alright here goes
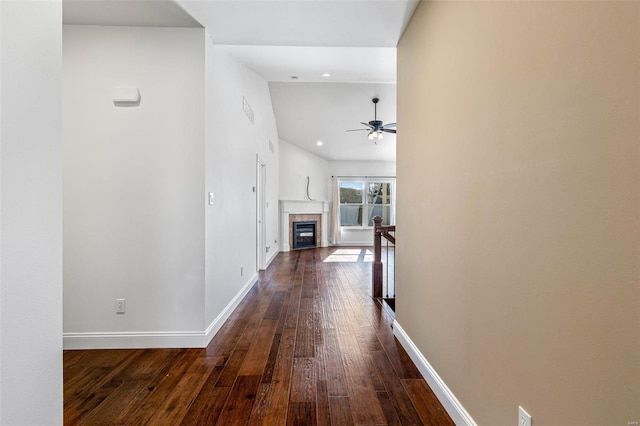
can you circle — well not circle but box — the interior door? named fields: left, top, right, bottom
left=256, top=156, right=266, bottom=271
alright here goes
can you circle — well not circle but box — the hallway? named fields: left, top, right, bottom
left=64, top=247, right=453, bottom=425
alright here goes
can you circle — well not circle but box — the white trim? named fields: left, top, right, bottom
left=202, top=272, right=257, bottom=346
left=279, top=200, right=330, bottom=253
left=331, top=241, right=373, bottom=247
left=393, top=321, right=477, bottom=426
left=63, top=274, right=258, bottom=350
left=265, top=243, right=279, bottom=268
left=63, top=330, right=209, bottom=350
left=337, top=177, right=396, bottom=228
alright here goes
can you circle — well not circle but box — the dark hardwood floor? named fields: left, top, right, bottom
left=64, top=247, right=453, bottom=425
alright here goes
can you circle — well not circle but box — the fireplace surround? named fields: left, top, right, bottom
left=279, top=200, right=330, bottom=252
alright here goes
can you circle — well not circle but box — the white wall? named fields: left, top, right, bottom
left=1, top=1, right=63, bottom=423
left=204, top=41, right=280, bottom=328
left=328, top=160, right=396, bottom=178
left=279, top=139, right=329, bottom=201
left=63, top=26, right=206, bottom=347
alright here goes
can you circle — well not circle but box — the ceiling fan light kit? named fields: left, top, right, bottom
left=346, top=97, right=396, bottom=143
left=368, top=130, right=382, bottom=140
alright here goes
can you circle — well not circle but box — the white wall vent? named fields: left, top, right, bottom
left=242, top=96, right=254, bottom=125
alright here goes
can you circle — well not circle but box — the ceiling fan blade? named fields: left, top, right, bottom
left=383, top=122, right=396, bottom=128
left=346, top=129, right=369, bottom=132
left=360, top=121, right=374, bottom=129
left=381, top=128, right=396, bottom=134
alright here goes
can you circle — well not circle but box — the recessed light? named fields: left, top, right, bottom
left=290, top=75, right=299, bottom=80
left=321, top=73, right=331, bottom=78
left=316, top=141, right=323, bottom=146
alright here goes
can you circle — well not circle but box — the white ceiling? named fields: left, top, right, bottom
left=270, top=82, right=396, bottom=161
left=64, top=0, right=418, bottom=161
left=178, top=0, right=417, bottom=48
left=64, top=0, right=202, bottom=27
left=219, top=46, right=397, bottom=84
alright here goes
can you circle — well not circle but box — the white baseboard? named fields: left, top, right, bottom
left=202, top=272, right=257, bottom=347
left=63, top=330, right=210, bottom=350
left=393, top=321, right=477, bottom=426
left=63, top=273, right=258, bottom=350
left=331, top=241, right=373, bottom=246
left=265, top=245, right=279, bottom=268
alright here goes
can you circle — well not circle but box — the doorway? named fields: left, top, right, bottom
left=256, top=156, right=266, bottom=271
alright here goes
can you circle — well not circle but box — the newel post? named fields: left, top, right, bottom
left=372, top=216, right=383, bottom=298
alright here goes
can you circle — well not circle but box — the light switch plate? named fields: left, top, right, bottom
left=518, top=406, right=531, bottom=426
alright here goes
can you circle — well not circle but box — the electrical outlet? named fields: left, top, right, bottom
left=208, top=192, right=214, bottom=205
left=518, top=406, right=531, bottom=426
left=116, top=298, right=126, bottom=314
left=240, top=267, right=244, bottom=276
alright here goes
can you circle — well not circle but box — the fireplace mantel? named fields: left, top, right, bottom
left=280, top=200, right=330, bottom=252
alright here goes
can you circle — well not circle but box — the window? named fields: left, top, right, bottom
left=339, top=178, right=395, bottom=227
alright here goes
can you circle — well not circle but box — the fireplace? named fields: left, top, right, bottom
left=280, top=201, right=329, bottom=252
left=292, top=221, right=317, bottom=250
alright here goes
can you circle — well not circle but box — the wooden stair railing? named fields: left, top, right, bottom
left=373, top=215, right=395, bottom=298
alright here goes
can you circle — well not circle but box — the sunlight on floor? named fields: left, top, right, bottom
left=363, top=250, right=374, bottom=262
left=323, top=249, right=374, bottom=263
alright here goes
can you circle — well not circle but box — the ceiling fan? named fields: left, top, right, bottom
left=346, top=97, right=396, bottom=142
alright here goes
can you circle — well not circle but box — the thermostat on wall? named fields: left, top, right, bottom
left=112, top=87, right=140, bottom=106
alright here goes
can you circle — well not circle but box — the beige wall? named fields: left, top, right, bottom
left=396, top=2, right=640, bottom=425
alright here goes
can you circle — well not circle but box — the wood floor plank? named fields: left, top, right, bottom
left=294, top=297, right=315, bottom=358
left=216, top=349, right=248, bottom=388
left=263, top=290, right=288, bottom=320
left=247, top=325, right=296, bottom=424
left=290, top=357, right=316, bottom=402
left=287, top=402, right=317, bottom=426
left=247, top=383, right=276, bottom=425
left=377, top=390, right=403, bottom=426
left=247, top=357, right=291, bottom=424
left=357, top=325, right=384, bottom=353
left=402, top=378, right=455, bottom=426
left=176, top=358, right=227, bottom=425
left=328, top=396, right=354, bottom=426
left=238, top=318, right=278, bottom=375
left=217, top=375, right=262, bottom=426
left=146, top=356, right=221, bottom=425
left=115, top=350, right=202, bottom=426
left=318, top=329, right=348, bottom=397
left=64, top=349, right=138, bottom=403
left=181, top=386, right=230, bottom=426
left=316, top=380, right=331, bottom=426
left=261, top=332, right=282, bottom=384
left=371, top=350, right=424, bottom=425
left=64, top=350, right=150, bottom=425
left=341, top=353, right=387, bottom=425
left=75, top=380, right=147, bottom=426
left=64, top=248, right=453, bottom=426
left=205, top=315, right=250, bottom=358
left=75, top=349, right=187, bottom=424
